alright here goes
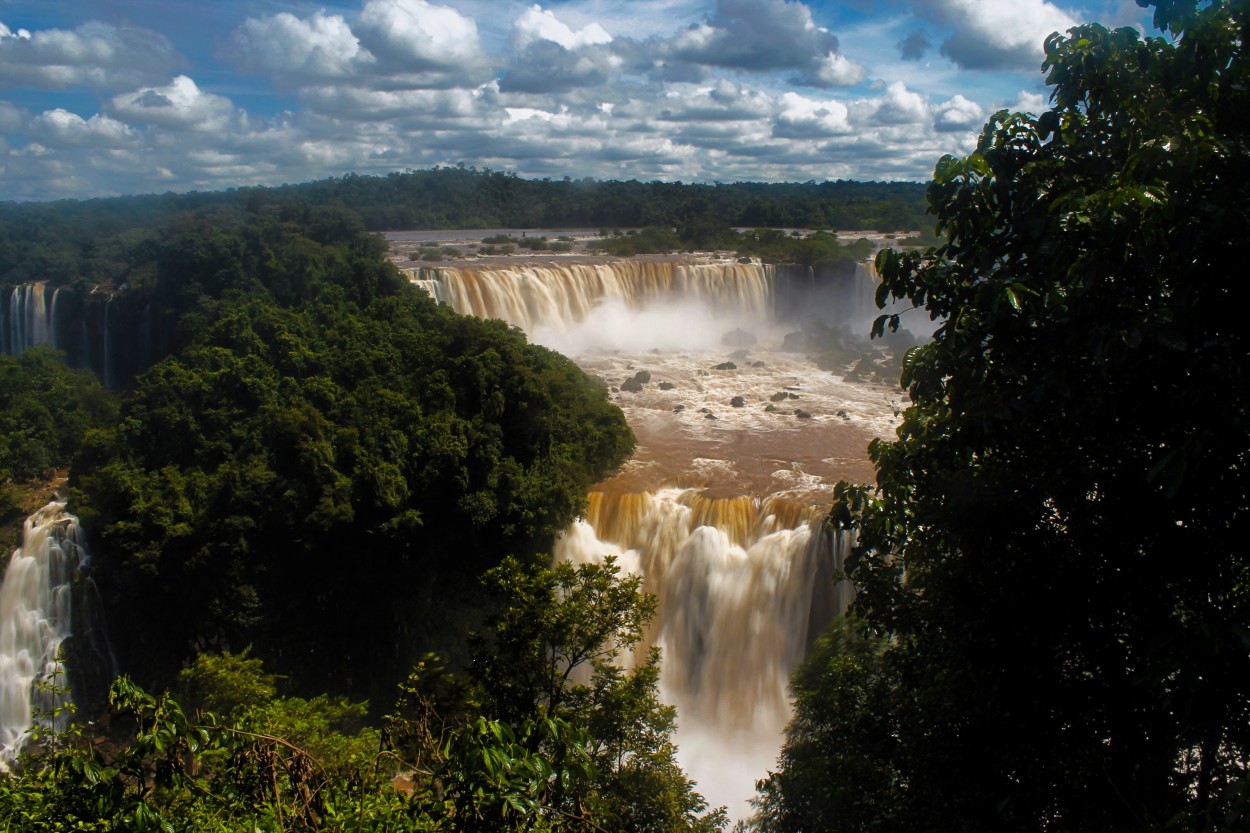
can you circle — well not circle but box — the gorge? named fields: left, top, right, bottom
left=0, top=245, right=904, bottom=813
left=407, top=252, right=901, bottom=813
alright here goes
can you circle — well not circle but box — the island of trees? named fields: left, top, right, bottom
left=1, top=0, right=1247, bottom=829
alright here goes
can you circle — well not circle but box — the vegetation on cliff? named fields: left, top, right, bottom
left=759, top=2, right=1250, bottom=830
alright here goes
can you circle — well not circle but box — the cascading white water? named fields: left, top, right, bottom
left=411, top=254, right=895, bottom=817
left=5, top=283, right=52, bottom=357
left=409, top=259, right=775, bottom=334
left=0, top=501, right=88, bottom=766
left=556, top=489, right=854, bottom=815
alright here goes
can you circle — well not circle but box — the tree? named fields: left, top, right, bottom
left=752, top=618, right=902, bottom=833
left=761, top=3, right=1250, bottom=831
left=388, top=556, right=726, bottom=832
left=72, top=284, right=633, bottom=695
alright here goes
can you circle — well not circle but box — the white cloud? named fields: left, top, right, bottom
left=2, top=0, right=1051, bottom=199
left=300, top=85, right=488, bottom=123
left=354, top=0, right=484, bottom=72
left=809, top=53, right=868, bottom=86
left=0, top=19, right=181, bottom=90
left=773, top=91, right=853, bottom=138
left=643, top=81, right=773, bottom=123
left=913, top=0, right=1078, bottom=70
left=225, top=11, right=366, bottom=81
left=514, top=5, right=612, bottom=50
left=664, top=0, right=863, bottom=87
left=30, top=109, right=136, bottom=147
left=933, top=93, right=984, bottom=132
left=500, top=40, right=613, bottom=93
left=870, top=81, right=930, bottom=125
left=225, top=1, right=489, bottom=90
left=110, top=76, right=240, bottom=132
left=1008, top=90, right=1048, bottom=114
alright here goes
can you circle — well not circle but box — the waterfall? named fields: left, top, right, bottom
left=410, top=259, right=775, bottom=335
left=0, top=501, right=90, bottom=766
left=555, top=489, right=854, bottom=815
left=4, top=284, right=52, bottom=357
left=49, top=288, right=62, bottom=350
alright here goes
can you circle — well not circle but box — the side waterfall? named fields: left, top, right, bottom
left=0, top=502, right=90, bottom=766
left=4, top=284, right=53, bottom=356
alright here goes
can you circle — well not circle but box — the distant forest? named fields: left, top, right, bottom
left=0, top=168, right=928, bottom=284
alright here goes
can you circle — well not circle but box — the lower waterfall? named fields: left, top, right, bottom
left=557, top=490, right=854, bottom=811
left=0, top=501, right=90, bottom=767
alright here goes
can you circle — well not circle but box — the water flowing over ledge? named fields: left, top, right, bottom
left=0, top=502, right=86, bottom=766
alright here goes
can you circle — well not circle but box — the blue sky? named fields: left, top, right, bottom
left=0, top=0, right=1153, bottom=201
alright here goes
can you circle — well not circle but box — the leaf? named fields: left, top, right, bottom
left=1005, top=286, right=1022, bottom=310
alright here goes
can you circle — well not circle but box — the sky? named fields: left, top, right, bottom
left=0, top=0, right=1154, bottom=202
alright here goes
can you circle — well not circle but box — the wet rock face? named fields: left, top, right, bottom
left=659, top=381, right=676, bottom=391
left=781, top=331, right=807, bottom=352
left=795, top=409, right=813, bottom=419
left=731, top=396, right=746, bottom=408
left=621, top=377, right=643, bottom=392
left=714, top=361, right=737, bottom=371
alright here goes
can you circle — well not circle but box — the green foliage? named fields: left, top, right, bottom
left=753, top=618, right=903, bottom=833
left=765, top=4, right=1250, bottom=832
left=0, top=674, right=400, bottom=833
left=387, top=556, right=725, bottom=832
left=72, top=286, right=633, bottom=691
left=588, top=226, right=683, bottom=256
left=177, top=649, right=277, bottom=716
left=0, top=346, right=116, bottom=485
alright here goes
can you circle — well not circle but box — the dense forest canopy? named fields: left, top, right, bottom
left=1, top=174, right=673, bottom=828
left=757, top=1, right=1250, bottom=831
left=0, top=173, right=926, bottom=285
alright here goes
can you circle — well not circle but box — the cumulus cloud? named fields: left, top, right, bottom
left=772, top=91, right=853, bottom=138
left=808, top=52, right=867, bottom=86
left=933, top=93, right=983, bottom=132
left=913, top=0, right=1078, bottom=70
left=354, top=0, right=484, bottom=73
left=30, top=109, right=136, bottom=147
left=110, top=76, right=240, bottom=132
left=225, top=0, right=489, bottom=91
left=666, top=0, right=864, bottom=87
left=646, top=80, right=773, bottom=123
left=225, top=10, right=366, bottom=81
left=500, top=40, right=613, bottom=94
left=2, top=0, right=1034, bottom=199
left=870, top=81, right=930, bottom=125
left=299, top=85, right=488, bottom=123
left=513, top=5, right=612, bottom=51
left=0, top=20, right=181, bottom=90
left=1009, top=90, right=1048, bottom=114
